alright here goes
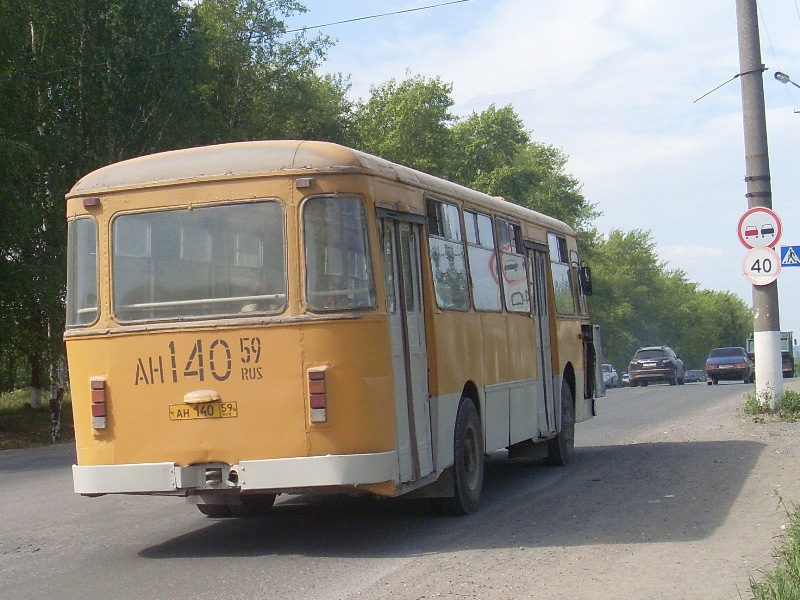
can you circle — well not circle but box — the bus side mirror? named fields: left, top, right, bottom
left=580, top=264, right=593, bottom=296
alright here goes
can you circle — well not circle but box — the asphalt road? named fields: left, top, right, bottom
left=1, top=381, right=795, bottom=600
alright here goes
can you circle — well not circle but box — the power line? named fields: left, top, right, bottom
left=756, top=0, right=799, bottom=106
left=285, top=0, right=476, bottom=33
left=3, top=0, right=479, bottom=83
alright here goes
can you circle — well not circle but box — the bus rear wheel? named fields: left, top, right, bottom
left=196, top=493, right=277, bottom=518
left=432, top=397, right=484, bottom=515
left=546, top=381, right=575, bottom=466
left=196, top=503, right=233, bottom=518
left=229, top=494, right=277, bottom=517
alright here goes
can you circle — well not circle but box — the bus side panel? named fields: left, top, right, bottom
left=478, top=312, right=509, bottom=451
left=505, top=314, right=540, bottom=445
left=426, top=309, right=541, bottom=457
left=554, top=318, right=593, bottom=423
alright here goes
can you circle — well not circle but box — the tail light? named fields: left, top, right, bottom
left=90, top=377, right=108, bottom=429
left=308, top=367, right=328, bottom=423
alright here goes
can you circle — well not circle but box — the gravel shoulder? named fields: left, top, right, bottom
left=346, top=382, right=800, bottom=600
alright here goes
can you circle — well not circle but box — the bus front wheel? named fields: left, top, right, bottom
left=546, top=381, right=575, bottom=466
left=432, top=397, right=484, bottom=515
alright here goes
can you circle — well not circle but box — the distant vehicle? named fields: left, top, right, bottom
left=746, top=332, right=795, bottom=378
left=628, top=345, right=685, bottom=387
left=621, top=372, right=630, bottom=386
left=684, top=369, right=705, bottom=383
left=705, top=347, right=754, bottom=385
left=602, top=364, right=619, bottom=388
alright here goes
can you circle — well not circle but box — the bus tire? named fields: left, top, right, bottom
left=229, top=493, right=277, bottom=517
left=546, top=381, right=575, bottom=467
left=432, top=397, right=484, bottom=515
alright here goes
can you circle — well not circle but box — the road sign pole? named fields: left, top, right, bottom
left=736, top=0, right=783, bottom=406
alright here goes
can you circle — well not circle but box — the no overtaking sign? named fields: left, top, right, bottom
left=738, top=207, right=782, bottom=249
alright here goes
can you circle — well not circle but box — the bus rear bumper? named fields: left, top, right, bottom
left=73, top=451, right=398, bottom=496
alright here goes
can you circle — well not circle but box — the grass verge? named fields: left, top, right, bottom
left=0, top=389, right=74, bottom=450
left=743, top=389, right=800, bottom=423
left=750, top=499, right=800, bottom=599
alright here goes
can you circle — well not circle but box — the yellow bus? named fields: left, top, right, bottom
left=65, top=140, right=602, bottom=516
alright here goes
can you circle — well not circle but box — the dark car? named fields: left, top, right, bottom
left=705, top=346, right=754, bottom=384
left=628, top=345, right=685, bottom=387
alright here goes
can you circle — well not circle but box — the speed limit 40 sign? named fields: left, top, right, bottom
left=743, top=247, right=781, bottom=285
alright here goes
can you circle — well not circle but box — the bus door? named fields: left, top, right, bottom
left=381, top=217, right=434, bottom=483
left=528, top=246, right=558, bottom=438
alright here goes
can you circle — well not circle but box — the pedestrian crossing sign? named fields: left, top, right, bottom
left=780, top=245, right=800, bottom=267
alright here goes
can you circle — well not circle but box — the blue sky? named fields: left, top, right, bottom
left=287, top=0, right=800, bottom=340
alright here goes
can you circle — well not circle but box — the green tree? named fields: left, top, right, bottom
left=0, top=139, right=40, bottom=393
left=445, top=104, right=597, bottom=233
left=189, top=0, right=342, bottom=143
left=584, top=229, right=666, bottom=368
left=354, top=74, right=455, bottom=174
left=475, top=142, right=598, bottom=233
left=447, top=104, right=529, bottom=186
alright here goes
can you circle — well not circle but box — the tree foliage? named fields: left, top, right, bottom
left=354, top=74, right=456, bottom=175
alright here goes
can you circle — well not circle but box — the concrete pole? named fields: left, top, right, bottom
left=735, top=0, right=783, bottom=407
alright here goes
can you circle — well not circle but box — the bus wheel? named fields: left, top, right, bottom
left=196, top=503, right=233, bottom=518
left=229, top=494, right=277, bottom=517
left=546, top=381, right=575, bottom=466
left=432, top=397, right=484, bottom=515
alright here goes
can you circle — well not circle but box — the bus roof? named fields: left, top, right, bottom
left=67, top=140, right=573, bottom=235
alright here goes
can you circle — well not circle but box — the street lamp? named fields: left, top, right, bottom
left=774, top=71, right=800, bottom=89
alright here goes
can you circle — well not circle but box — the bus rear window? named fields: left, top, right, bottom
left=66, top=218, right=98, bottom=327
left=112, top=200, right=286, bottom=322
left=303, top=196, right=376, bottom=311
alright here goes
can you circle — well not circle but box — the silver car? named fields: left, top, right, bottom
left=602, top=363, right=619, bottom=388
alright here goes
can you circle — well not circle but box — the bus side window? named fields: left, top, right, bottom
left=570, top=250, right=589, bottom=313
left=463, top=210, right=501, bottom=311
left=426, top=198, right=469, bottom=311
left=496, top=218, right=530, bottom=313
left=304, top=196, right=376, bottom=312
left=548, top=232, right=577, bottom=315
left=66, top=217, right=99, bottom=327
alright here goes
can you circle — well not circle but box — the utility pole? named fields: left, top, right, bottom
left=735, top=0, right=783, bottom=407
